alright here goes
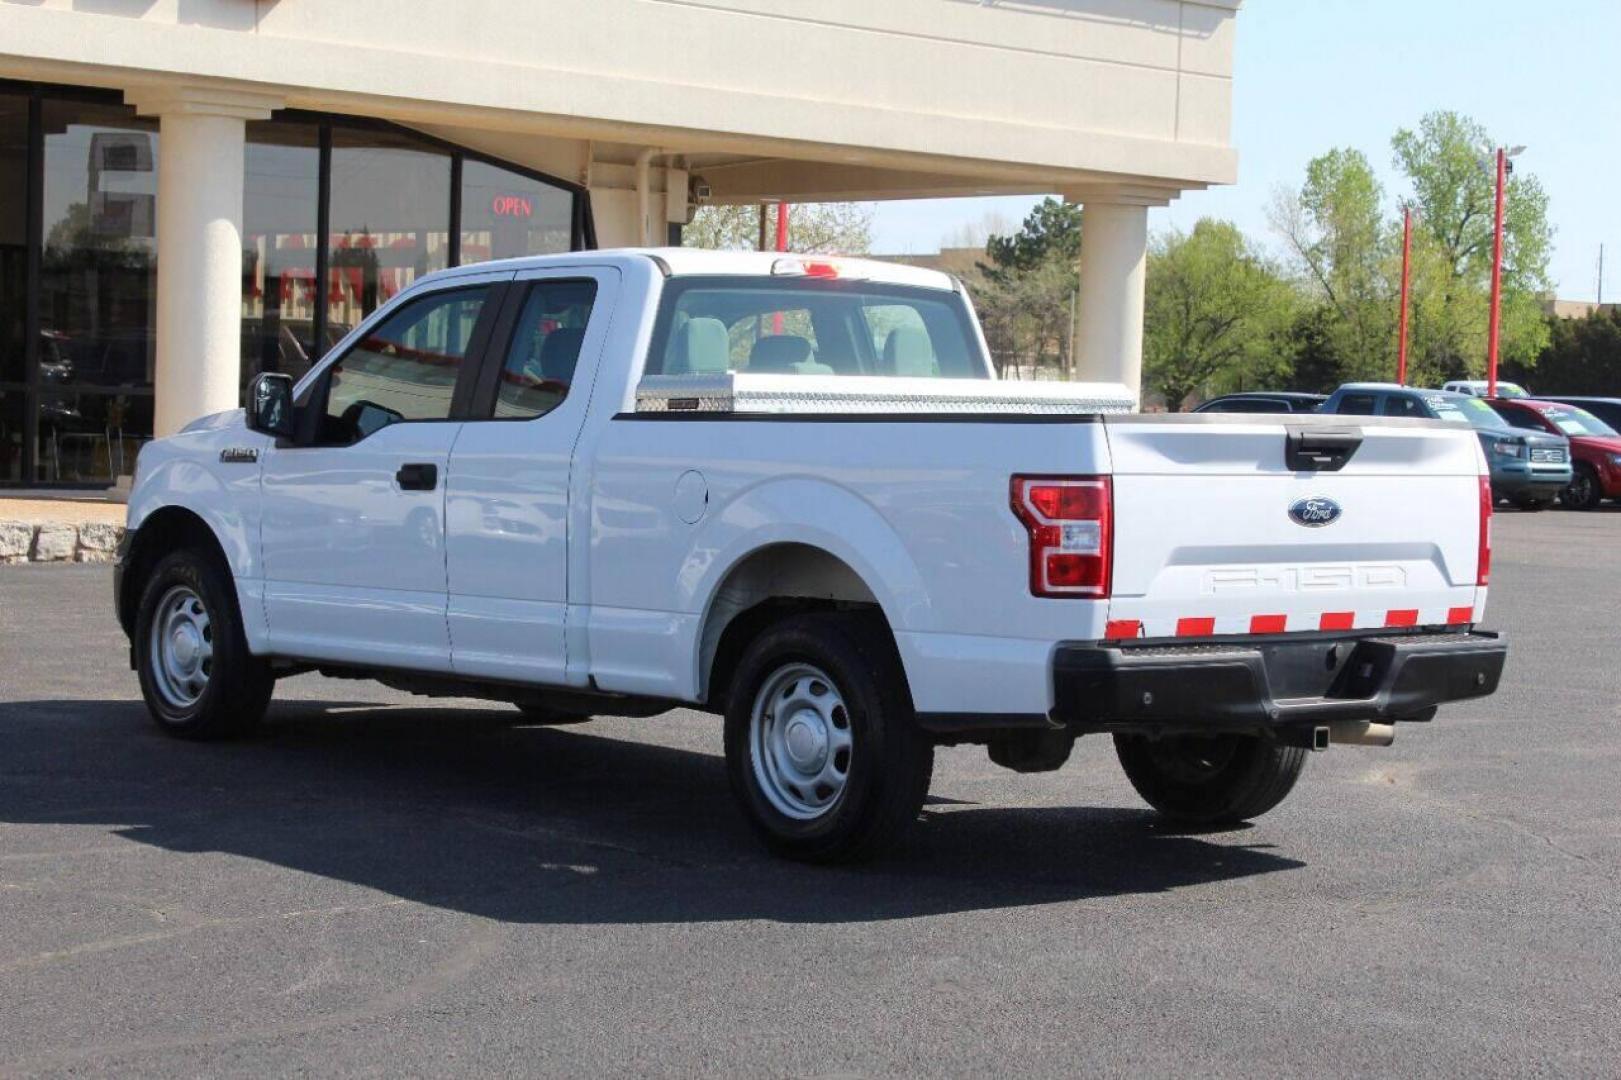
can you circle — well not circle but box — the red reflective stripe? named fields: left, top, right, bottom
left=1104, top=619, right=1142, bottom=639
left=1176, top=617, right=1216, bottom=637
left=1319, top=611, right=1355, bottom=631
left=1249, top=614, right=1287, bottom=634
left=1385, top=609, right=1420, bottom=627
left=1447, top=605, right=1475, bottom=625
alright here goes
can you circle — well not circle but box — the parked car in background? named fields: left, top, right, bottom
left=1487, top=398, right=1621, bottom=510
left=1543, top=396, right=1621, bottom=433
left=1322, top=384, right=1572, bottom=509
left=1192, top=391, right=1325, bottom=414
left=1444, top=379, right=1530, bottom=399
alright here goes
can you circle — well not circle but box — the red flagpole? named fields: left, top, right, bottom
left=1486, top=148, right=1506, bottom=397
left=1396, top=206, right=1413, bottom=386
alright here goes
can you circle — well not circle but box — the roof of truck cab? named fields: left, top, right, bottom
left=424, top=247, right=958, bottom=292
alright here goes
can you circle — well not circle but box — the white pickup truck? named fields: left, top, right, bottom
left=117, top=249, right=1506, bottom=861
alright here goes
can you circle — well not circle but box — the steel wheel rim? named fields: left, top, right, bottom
left=749, top=662, right=854, bottom=821
left=149, top=585, right=213, bottom=710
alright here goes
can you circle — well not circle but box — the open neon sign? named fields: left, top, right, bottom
left=491, top=195, right=533, bottom=218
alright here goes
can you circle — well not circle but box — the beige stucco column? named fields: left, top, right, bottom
left=1072, top=198, right=1152, bottom=405
left=126, top=86, right=281, bottom=437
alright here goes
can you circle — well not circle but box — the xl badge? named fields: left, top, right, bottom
left=1288, top=496, right=1341, bottom=528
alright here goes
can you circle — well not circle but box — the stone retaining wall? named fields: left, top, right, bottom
left=0, top=521, right=125, bottom=564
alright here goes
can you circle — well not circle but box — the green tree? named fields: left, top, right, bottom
left=1392, top=110, right=1553, bottom=382
left=973, top=197, right=1082, bottom=377
left=1270, top=148, right=1394, bottom=381
left=1143, top=219, right=1298, bottom=410
left=682, top=202, right=874, bottom=254
left=1505, top=308, right=1621, bottom=394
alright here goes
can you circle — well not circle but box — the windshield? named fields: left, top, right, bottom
left=1453, top=396, right=1511, bottom=430
left=647, top=277, right=988, bottom=379
left=1539, top=405, right=1618, bottom=438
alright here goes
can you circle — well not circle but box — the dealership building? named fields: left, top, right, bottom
left=0, top=0, right=1239, bottom=487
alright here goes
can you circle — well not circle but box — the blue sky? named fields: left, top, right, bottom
left=870, top=0, right=1621, bottom=300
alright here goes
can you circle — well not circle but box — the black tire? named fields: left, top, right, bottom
left=134, top=548, right=273, bottom=740
left=1114, top=733, right=1306, bottom=826
left=1561, top=464, right=1603, bottom=511
left=723, top=612, right=933, bottom=863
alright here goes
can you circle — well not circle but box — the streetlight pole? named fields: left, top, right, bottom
left=1480, top=144, right=1524, bottom=398
left=1397, top=205, right=1414, bottom=386
left=1485, top=148, right=1507, bottom=398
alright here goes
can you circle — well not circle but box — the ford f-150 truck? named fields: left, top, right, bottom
left=116, top=249, right=1507, bottom=861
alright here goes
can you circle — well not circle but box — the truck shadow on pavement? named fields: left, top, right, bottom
left=0, top=698, right=1306, bottom=924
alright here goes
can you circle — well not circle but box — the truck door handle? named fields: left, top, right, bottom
left=396, top=462, right=438, bottom=491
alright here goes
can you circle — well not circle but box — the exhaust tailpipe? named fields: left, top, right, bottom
left=1329, top=720, right=1395, bottom=747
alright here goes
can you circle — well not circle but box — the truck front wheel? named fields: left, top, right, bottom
left=134, top=548, right=274, bottom=740
left=1114, top=732, right=1306, bottom=826
left=723, top=613, right=933, bottom=862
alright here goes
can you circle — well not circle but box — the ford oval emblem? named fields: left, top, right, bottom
left=1289, top=496, right=1342, bottom=528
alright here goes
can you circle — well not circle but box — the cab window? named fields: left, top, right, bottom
left=1335, top=393, right=1378, bottom=416
left=323, top=286, right=490, bottom=441
left=648, top=278, right=984, bottom=379
left=492, top=280, right=598, bottom=419
left=1382, top=395, right=1425, bottom=417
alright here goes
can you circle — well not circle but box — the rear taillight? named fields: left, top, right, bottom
left=1011, top=475, right=1112, bottom=598
left=1477, top=474, right=1492, bottom=586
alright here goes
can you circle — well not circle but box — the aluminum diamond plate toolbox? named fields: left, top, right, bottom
left=634, top=374, right=1138, bottom=415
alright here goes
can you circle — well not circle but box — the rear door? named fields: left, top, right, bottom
left=443, top=266, right=620, bottom=685
left=1103, top=416, right=1485, bottom=639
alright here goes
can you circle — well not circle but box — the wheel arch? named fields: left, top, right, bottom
left=698, top=542, right=901, bottom=713
left=118, top=505, right=236, bottom=637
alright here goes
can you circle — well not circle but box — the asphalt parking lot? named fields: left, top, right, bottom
left=2, top=507, right=1618, bottom=1077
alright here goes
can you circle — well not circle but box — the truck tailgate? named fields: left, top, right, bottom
left=1102, top=416, right=1485, bottom=638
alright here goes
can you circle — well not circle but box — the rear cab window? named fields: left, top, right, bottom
left=645, top=277, right=988, bottom=379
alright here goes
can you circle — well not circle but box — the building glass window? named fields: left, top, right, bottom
left=0, top=93, right=26, bottom=481
left=460, top=158, right=574, bottom=264
left=39, top=98, right=158, bottom=483
left=326, top=126, right=451, bottom=343
left=2, top=82, right=588, bottom=487
left=242, top=120, right=321, bottom=387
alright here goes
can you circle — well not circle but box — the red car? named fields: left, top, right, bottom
left=1489, top=398, right=1621, bottom=510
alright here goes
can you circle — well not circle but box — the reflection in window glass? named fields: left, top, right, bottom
left=327, top=128, right=450, bottom=342
left=495, top=280, right=597, bottom=419
left=39, top=100, right=159, bottom=483
left=242, top=121, right=321, bottom=387
left=0, top=388, right=23, bottom=484
left=1, top=93, right=25, bottom=389
left=459, top=158, right=573, bottom=265
left=324, top=286, right=488, bottom=437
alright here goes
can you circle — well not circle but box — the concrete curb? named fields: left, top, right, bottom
left=0, top=520, right=126, bottom=564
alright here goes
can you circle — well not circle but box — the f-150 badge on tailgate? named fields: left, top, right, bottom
left=1288, top=496, right=1341, bottom=527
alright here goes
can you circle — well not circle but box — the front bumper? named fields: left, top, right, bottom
left=1052, top=629, right=1506, bottom=734
left=1489, top=459, right=1570, bottom=498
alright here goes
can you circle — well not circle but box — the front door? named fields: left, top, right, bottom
left=444, top=267, right=618, bottom=685
left=259, top=276, right=508, bottom=671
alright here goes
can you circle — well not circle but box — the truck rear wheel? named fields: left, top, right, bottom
left=723, top=612, right=933, bottom=862
left=134, top=548, right=274, bottom=740
left=1114, top=732, right=1305, bottom=826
